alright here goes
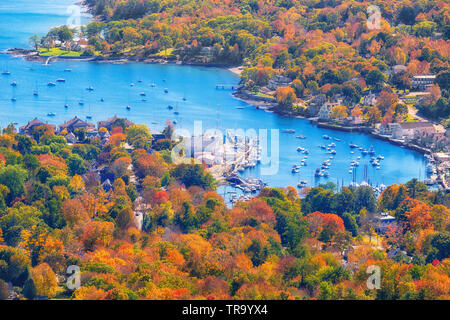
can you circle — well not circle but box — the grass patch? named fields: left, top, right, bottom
left=38, top=48, right=83, bottom=57
left=155, top=48, right=174, bottom=56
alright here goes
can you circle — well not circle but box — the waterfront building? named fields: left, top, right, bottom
left=399, top=122, right=437, bottom=139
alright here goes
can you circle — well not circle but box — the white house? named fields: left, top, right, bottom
left=411, top=75, right=436, bottom=90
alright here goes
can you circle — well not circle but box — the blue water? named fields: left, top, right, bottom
left=0, top=0, right=427, bottom=193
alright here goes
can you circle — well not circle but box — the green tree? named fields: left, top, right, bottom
left=23, top=278, right=37, bottom=300
left=0, top=165, right=28, bottom=203
left=0, top=279, right=8, bottom=300
left=29, top=35, right=40, bottom=50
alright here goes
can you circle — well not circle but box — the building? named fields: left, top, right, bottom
left=391, top=65, right=407, bottom=74
left=363, top=92, right=378, bottom=106
left=97, top=115, right=134, bottom=131
left=378, top=123, right=403, bottom=137
left=19, top=118, right=56, bottom=135
left=411, top=75, right=436, bottom=90
left=59, top=116, right=95, bottom=133
left=267, top=75, right=292, bottom=91
left=307, top=94, right=327, bottom=116
left=399, top=122, right=436, bottom=139
left=317, top=98, right=344, bottom=121
left=64, top=132, right=77, bottom=144
left=374, top=213, right=396, bottom=234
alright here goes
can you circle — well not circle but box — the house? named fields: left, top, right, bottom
left=411, top=75, right=436, bottom=90
left=267, top=75, right=292, bottom=90
left=59, top=116, right=95, bottom=133
left=86, top=130, right=100, bottom=139
left=199, top=46, right=212, bottom=57
left=378, top=123, right=402, bottom=137
left=374, top=212, right=396, bottom=234
left=19, top=118, right=56, bottom=135
left=307, top=95, right=327, bottom=116
left=391, top=65, right=407, bottom=74
left=318, top=105, right=331, bottom=120
left=65, top=132, right=77, bottom=144
left=317, top=98, right=344, bottom=121
left=67, top=38, right=89, bottom=51
left=97, top=115, right=134, bottom=131
left=399, top=122, right=436, bottom=139
left=363, top=92, right=378, bottom=106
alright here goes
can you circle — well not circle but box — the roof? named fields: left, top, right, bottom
left=97, top=115, right=134, bottom=129
left=412, top=75, right=436, bottom=79
left=59, top=116, right=94, bottom=130
left=19, top=118, right=55, bottom=131
left=400, top=122, right=435, bottom=129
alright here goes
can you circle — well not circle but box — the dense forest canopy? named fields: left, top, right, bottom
left=39, top=0, right=447, bottom=122
left=0, top=119, right=449, bottom=300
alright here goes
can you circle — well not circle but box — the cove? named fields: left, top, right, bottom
left=0, top=0, right=426, bottom=196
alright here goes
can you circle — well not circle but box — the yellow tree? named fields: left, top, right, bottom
left=70, top=174, right=85, bottom=193
left=330, top=105, right=348, bottom=120
left=31, top=263, right=59, bottom=298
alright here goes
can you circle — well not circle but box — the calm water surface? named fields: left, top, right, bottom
left=0, top=0, right=427, bottom=195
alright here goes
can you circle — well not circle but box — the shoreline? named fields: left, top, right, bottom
left=4, top=48, right=435, bottom=158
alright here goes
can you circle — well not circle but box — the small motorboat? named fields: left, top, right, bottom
left=2, top=71, right=11, bottom=75
left=47, top=112, right=56, bottom=117
left=56, top=78, right=65, bottom=83
left=11, top=97, right=16, bottom=102
left=323, top=135, right=330, bottom=140
left=86, top=115, right=92, bottom=119
left=140, top=92, right=146, bottom=96
left=33, top=91, right=38, bottom=96
left=64, top=103, right=69, bottom=108
left=296, top=135, right=306, bottom=139
left=11, top=81, right=17, bottom=87
left=164, top=88, right=169, bottom=93
left=167, top=105, right=173, bottom=109
left=126, top=105, right=131, bottom=110
left=47, top=82, right=56, bottom=87
left=79, top=101, right=84, bottom=106
left=64, top=69, right=72, bottom=72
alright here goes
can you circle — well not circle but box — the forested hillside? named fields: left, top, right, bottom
left=0, top=120, right=449, bottom=300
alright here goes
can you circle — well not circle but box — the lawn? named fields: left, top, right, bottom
left=155, top=48, right=174, bottom=56
left=38, top=48, right=83, bottom=57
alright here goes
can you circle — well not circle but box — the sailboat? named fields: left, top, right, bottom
left=86, top=103, right=92, bottom=119
left=33, top=81, right=39, bottom=96
left=64, top=97, right=69, bottom=109
left=173, top=103, right=179, bottom=115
